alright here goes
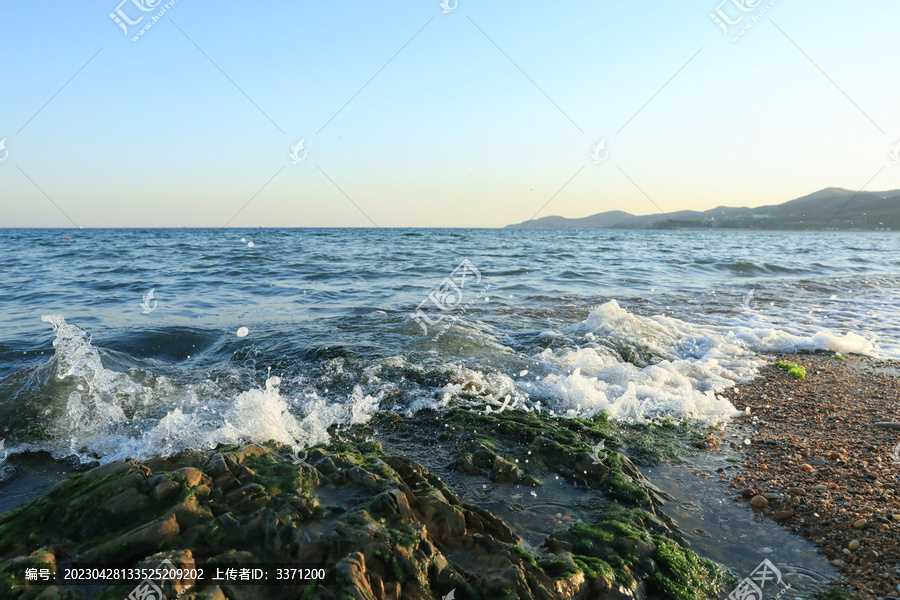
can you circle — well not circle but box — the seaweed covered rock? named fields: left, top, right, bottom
left=1, top=409, right=726, bottom=599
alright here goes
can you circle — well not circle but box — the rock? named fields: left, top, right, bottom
left=100, top=487, right=151, bottom=516
left=81, top=513, right=180, bottom=562
left=800, top=463, right=814, bottom=472
left=853, top=519, right=867, bottom=529
left=810, top=458, right=826, bottom=466
left=489, top=456, right=523, bottom=484
left=345, top=466, right=379, bottom=487
left=0, top=418, right=731, bottom=600
left=623, top=537, right=656, bottom=557
left=762, top=493, right=779, bottom=501
left=873, top=422, right=900, bottom=430
left=369, top=488, right=414, bottom=521
left=773, top=509, right=794, bottom=520
left=414, top=489, right=466, bottom=545
left=151, top=478, right=181, bottom=502
left=462, top=504, right=516, bottom=543
left=566, top=475, right=589, bottom=490
left=848, top=539, right=860, bottom=551
left=786, top=487, right=806, bottom=496
left=741, top=488, right=757, bottom=497
left=335, top=552, right=376, bottom=600
left=171, top=467, right=205, bottom=488
left=235, top=444, right=268, bottom=460
left=83, top=459, right=142, bottom=482
left=750, top=495, right=769, bottom=508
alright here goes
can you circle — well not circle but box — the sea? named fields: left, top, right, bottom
left=0, top=228, right=897, bottom=491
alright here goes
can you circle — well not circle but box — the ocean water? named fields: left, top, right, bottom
left=0, top=228, right=898, bottom=472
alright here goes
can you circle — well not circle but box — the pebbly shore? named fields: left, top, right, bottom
left=722, top=351, right=900, bottom=599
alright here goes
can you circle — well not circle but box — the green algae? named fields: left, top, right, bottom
left=0, top=412, right=730, bottom=600
left=0, top=467, right=181, bottom=555
left=243, top=453, right=310, bottom=496
left=554, top=504, right=724, bottom=599
left=776, top=361, right=807, bottom=379
left=508, top=545, right=537, bottom=569
left=648, top=536, right=725, bottom=600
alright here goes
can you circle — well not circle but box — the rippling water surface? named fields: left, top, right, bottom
left=1, top=228, right=898, bottom=470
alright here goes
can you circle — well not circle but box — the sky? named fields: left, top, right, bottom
left=1, top=1, right=899, bottom=228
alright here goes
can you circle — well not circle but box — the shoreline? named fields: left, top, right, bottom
left=721, top=351, right=900, bottom=599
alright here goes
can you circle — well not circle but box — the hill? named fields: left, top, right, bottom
left=505, top=188, right=900, bottom=230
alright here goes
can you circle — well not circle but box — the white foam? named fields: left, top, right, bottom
left=38, top=316, right=384, bottom=464
left=32, top=301, right=884, bottom=463
left=529, top=300, right=877, bottom=425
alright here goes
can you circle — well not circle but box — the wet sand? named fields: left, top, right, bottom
left=720, top=351, right=900, bottom=599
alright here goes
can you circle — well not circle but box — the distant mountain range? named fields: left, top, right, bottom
left=505, top=188, right=900, bottom=231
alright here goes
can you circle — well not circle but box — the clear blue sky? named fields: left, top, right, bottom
left=1, top=1, right=899, bottom=227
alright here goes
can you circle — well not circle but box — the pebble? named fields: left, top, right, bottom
left=787, top=486, right=807, bottom=496
left=854, top=519, right=867, bottom=529
left=849, top=539, right=861, bottom=551
left=751, top=495, right=769, bottom=508
left=774, top=509, right=794, bottom=520
left=800, top=463, right=814, bottom=472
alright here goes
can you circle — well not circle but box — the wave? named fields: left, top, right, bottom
left=0, top=303, right=880, bottom=466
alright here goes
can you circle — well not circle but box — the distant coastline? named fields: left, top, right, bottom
left=506, top=187, right=900, bottom=231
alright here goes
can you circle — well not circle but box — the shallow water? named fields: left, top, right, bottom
left=647, top=460, right=836, bottom=597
